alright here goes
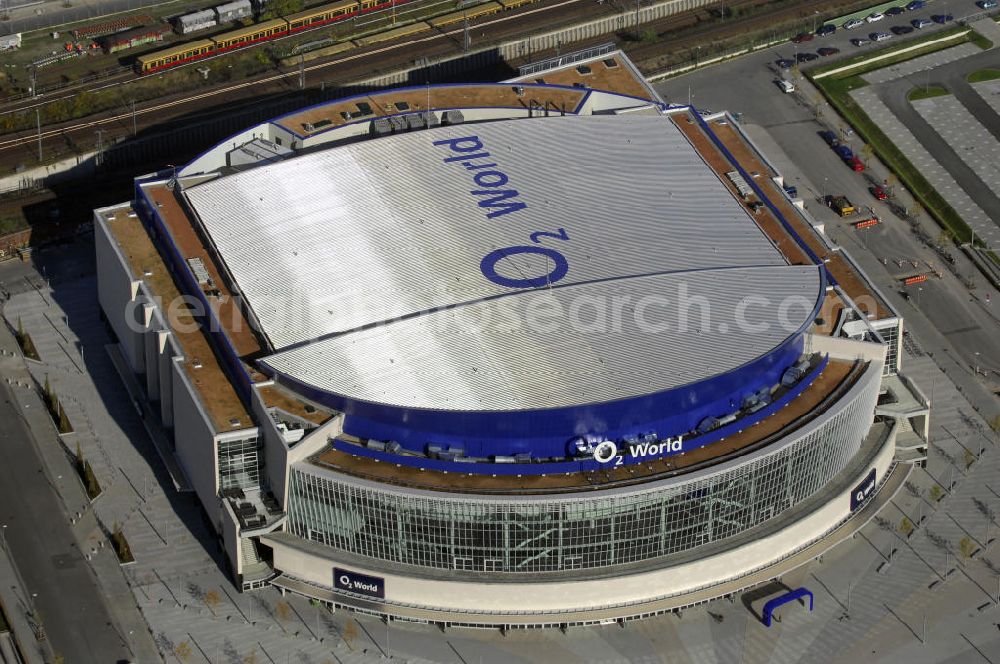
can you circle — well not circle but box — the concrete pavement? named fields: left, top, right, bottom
left=0, top=544, right=47, bottom=664
left=0, top=323, right=131, bottom=662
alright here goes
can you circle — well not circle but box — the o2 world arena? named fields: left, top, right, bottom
left=95, top=50, right=930, bottom=627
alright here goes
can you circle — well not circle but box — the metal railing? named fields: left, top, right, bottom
left=518, top=42, right=616, bottom=76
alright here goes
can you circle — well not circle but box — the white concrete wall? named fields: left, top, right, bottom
left=222, top=500, right=243, bottom=578
left=269, top=365, right=888, bottom=617
left=157, top=332, right=179, bottom=429
left=251, top=383, right=345, bottom=507
left=170, top=361, right=222, bottom=529
left=268, top=423, right=896, bottom=616
left=806, top=333, right=887, bottom=365
left=181, top=126, right=278, bottom=176
left=94, top=211, right=145, bottom=374
left=142, top=325, right=160, bottom=401
left=250, top=386, right=289, bottom=505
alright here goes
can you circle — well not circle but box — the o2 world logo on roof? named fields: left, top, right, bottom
left=434, top=135, right=572, bottom=290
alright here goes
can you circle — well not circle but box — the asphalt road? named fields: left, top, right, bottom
left=652, top=24, right=1000, bottom=383
left=0, top=379, right=129, bottom=663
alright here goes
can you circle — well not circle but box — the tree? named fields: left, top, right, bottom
left=929, top=485, right=944, bottom=502
left=958, top=536, right=976, bottom=558
left=275, top=600, right=291, bottom=622
left=83, top=460, right=100, bottom=499
left=262, top=0, right=302, bottom=19
left=112, top=524, right=133, bottom=563
left=342, top=619, right=358, bottom=648
left=204, top=589, right=221, bottom=616
left=964, top=449, right=976, bottom=469
left=57, top=402, right=71, bottom=433
left=174, top=641, right=192, bottom=661
left=899, top=517, right=914, bottom=537
left=973, top=497, right=996, bottom=524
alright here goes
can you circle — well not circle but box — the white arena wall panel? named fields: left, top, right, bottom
left=95, top=211, right=145, bottom=374
left=265, top=364, right=890, bottom=620
left=281, top=361, right=882, bottom=576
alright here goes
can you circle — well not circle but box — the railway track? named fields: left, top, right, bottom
left=0, top=0, right=880, bottom=163
left=0, top=0, right=597, bottom=155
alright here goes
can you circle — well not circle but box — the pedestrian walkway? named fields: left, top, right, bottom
left=969, top=15, right=1000, bottom=47
left=850, top=86, right=999, bottom=248
left=2, top=271, right=393, bottom=662
left=862, top=43, right=981, bottom=85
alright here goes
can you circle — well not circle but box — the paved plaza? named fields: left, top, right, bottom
left=862, top=43, right=982, bottom=85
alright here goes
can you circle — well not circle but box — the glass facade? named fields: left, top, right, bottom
left=874, top=320, right=900, bottom=376
left=286, top=369, right=879, bottom=574
left=218, top=434, right=263, bottom=490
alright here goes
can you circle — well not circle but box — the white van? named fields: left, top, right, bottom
left=777, top=79, right=795, bottom=93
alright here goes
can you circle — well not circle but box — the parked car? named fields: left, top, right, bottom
left=871, top=31, right=893, bottom=41
left=905, top=0, right=925, bottom=10
left=797, top=52, right=819, bottom=62
left=776, top=58, right=795, bottom=69
left=776, top=79, right=796, bottom=93
left=912, top=17, right=932, bottom=28
left=818, top=46, right=841, bottom=56
left=977, top=0, right=998, bottom=9
left=886, top=6, right=906, bottom=14
left=851, top=37, right=870, bottom=46
left=792, top=32, right=815, bottom=43
left=870, top=186, right=888, bottom=200
left=848, top=156, right=865, bottom=172
left=892, top=24, right=915, bottom=34
left=816, top=24, right=837, bottom=36
left=819, top=130, right=840, bottom=146
left=834, top=145, right=854, bottom=159
left=843, top=17, right=864, bottom=29
left=867, top=11, right=885, bottom=22
left=931, top=13, right=953, bottom=23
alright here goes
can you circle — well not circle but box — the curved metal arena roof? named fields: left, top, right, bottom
left=183, top=112, right=823, bottom=439
left=261, top=265, right=821, bottom=411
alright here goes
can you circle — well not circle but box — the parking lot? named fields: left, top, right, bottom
left=654, top=8, right=1000, bottom=392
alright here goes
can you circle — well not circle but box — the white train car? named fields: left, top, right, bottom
left=0, top=33, right=22, bottom=51
left=176, top=9, right=218, bottom=35
left=215, top=0, right=253, bottom=23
